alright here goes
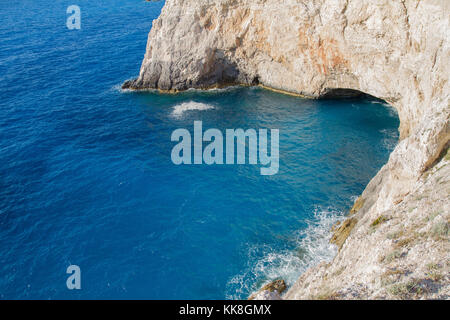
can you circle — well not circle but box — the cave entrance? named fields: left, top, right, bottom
left=319, top=88, right=377, bottom=100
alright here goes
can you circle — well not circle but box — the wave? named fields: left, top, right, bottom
left=115, top=82, right=243, bottom=95
left=111, top=83, right=127, bottom=93
left=185, top=85, right=243, bottom=93
left=370, top=100, right=399, bottom=117
left=226, top=206, right=345, bottom=300
left=380, top=128, right=399, bottom=152
left=171, top=101, right=215, bottom=118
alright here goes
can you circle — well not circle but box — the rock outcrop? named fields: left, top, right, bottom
left=127, top=0, right=450, bottom=299
left=248, top=279, right=287, bottom=300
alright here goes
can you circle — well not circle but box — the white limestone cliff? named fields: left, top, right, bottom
left=126, top=0, right=450, bottom=299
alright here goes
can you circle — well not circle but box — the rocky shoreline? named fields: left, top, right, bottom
left=128, top=0, right=449, bottom=299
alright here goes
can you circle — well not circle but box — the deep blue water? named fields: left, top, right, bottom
left=0, top=1, right=399, bottom=299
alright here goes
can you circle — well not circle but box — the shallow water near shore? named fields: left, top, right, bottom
left=0, top=0, right=399, bottom=299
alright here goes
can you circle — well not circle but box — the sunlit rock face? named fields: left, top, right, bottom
left=128, top=0, right=449, bottom=299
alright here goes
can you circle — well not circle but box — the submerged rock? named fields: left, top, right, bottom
left=248, top=280, right=287, bottom=300
left=121, top=79, right=135, bottom=90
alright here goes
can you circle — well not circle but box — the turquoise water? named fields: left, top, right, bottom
left=0, top=1, right=399, bottom=299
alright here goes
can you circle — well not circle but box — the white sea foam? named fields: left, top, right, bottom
left=370, top=100, right=399, bottom=117
left=380, top=128, right=399, bottom=152
left=115, top=82, right=242, bottom=95
left=370, top=100, right=390, bottom=107
left=171, top=101, right=215, bottom=118
left=185, top=85, right=243, bottom=93
left=226, top=206, right=345, bottom=300
left=104, top=83, right=128, bottom=95
left=369, top=100, right=399, bottom=152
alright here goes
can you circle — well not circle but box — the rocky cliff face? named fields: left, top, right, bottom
left=127, top=0, right=450, bottom=299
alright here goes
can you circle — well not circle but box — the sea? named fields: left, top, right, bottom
left=0, top=0, right=399, bottom=299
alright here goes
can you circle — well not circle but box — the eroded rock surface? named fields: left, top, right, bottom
left=248, top=279, right=286, bottom=300
left=128, top=0, right=450, bottom=299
